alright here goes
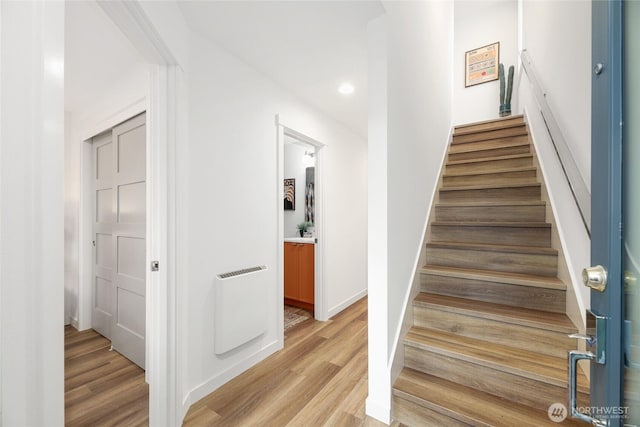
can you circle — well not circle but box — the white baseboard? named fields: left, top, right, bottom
left=366, top=396, right=391, bottom=425
left=328, top=289, right=368, bottom=319
left=70, top=317, right=79, bottom=329
left=181, top=339, right=281, bottom=420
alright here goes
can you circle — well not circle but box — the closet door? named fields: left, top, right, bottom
left=92, top=132, right=116, bottom=340
left=92, top=112, right=146, bottom=369
left=110, top=113, right=147, bottom=369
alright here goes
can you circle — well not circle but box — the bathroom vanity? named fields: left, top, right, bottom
left=284, top=238, right=315, bottom=311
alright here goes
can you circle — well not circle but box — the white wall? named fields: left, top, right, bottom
left=520, top=0, right=591, bottom=188
left=517, top=0, right=592, bottom=322
left=283, top=142, right=313, bottom=238
left=183, top=30, right=367, bottom=406
left=1, top=1, right=65, bottom=425
left=367, top=1, right=454, bottom=423
left=453, top=0, right=518, bottom=125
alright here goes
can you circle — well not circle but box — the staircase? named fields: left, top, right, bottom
left=392, top=116, right=589, bottom=426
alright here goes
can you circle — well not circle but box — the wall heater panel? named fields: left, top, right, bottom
left=214, top=265, right=268, bottom=355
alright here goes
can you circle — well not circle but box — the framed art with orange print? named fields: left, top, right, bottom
left=465, top=42, right=500, bottom=87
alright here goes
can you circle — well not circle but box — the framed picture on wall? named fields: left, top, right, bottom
left=284, top=178, right=295, bottom=210
left=465, top=42, right=500, bottom=87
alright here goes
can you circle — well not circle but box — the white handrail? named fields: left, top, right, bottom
left=520, top=49, right=591, bottom=235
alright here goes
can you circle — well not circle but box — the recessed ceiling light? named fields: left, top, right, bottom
left=338, top=82, right=354, bottom=95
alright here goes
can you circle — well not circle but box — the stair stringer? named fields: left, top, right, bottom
left=522, top=107, right=591, bottom=331
left=527, top=122, right=590, bottom=377
left=530, top=132, right=586, bottom=334
left=389, top=127, right=453, bottom=389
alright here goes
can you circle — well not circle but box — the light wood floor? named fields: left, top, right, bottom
left=65, top=325, right=149, bottom=426
left=184, top=296, right=395, bottom=427
left=65, top=297, right=390, bottom=427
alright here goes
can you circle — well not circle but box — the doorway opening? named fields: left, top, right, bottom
left=283, top=136, right=316, bottom=332
left=277, top=117, right=327, bottom=348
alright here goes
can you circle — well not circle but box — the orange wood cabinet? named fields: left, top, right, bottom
left=284, top=242, right=314, bottom=311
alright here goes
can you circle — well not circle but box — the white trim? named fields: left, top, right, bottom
left=365, top=397, right=391, bottom=425
left=98, top=1, right=176, bottom=65
left=147, top=65, right=170, bottom=423
left=78, top=99, right=146, bottom=142
left=327, top=289, right=368, bottom=319
left=181, top=340, right=280, bottom=411
left=276, top=124, right=286, bottom=346
left=314, top=145, right=327, bottom=321
left=276, top=115, right=328, bottom=323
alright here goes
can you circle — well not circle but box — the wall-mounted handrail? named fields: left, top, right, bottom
left=520, top=49, right=591, bottom=235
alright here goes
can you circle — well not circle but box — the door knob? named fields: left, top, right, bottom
left=594, top=63, right=604, bottom=75
left=625, top=269, right=637, bottom=292
left=582, top=265, right=607, bottom=292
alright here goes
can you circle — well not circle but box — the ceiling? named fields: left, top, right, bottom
left=178, top=1, right=385, bottom=137
left=65, top=1, right=384, bottom=137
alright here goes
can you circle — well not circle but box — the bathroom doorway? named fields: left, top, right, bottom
left=283, top=136, right=316, bottom=332
left=276, top=117, right=327, bottom=347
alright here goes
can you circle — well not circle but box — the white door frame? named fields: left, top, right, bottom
left=276, top=115, right=327, bottom=346
left=76, top=2, right=183, bottom=425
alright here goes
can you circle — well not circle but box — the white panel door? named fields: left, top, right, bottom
left=92, top=112, right=146, bottom=369
left=111, top=113, right=146, bottom=369
left=92, top=133, right=116, bottom=339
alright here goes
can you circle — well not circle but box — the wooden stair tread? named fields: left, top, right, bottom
left=440, top=182, right=541, bottom=192
left=432, top=221, right=550, bottom=228
left=443, top=166, right=537, bottom=178
left=420, top=265, right=566, bottom=290
left=393, top=368, right=586, bottom=427
left=405, top=327, right=589, bottom=393
left=413, top=293, right=576, bottom=333
left=453, top=115, right=524, bottom=135
left=447, top=153, right=532, bottom=166
left=427, top=241, right=557, bottom=255
left=437, top=200, right=545, bottom=207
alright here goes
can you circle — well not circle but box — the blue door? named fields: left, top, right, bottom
left=586, top=1, right=639, bottom=426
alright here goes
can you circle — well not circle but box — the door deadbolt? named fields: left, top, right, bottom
left=582, top=265, right=607, bottom=292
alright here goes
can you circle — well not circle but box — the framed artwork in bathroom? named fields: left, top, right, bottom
left=284, top=178, right=295, bottom=210
left=465, top=41, right=500, bottom=87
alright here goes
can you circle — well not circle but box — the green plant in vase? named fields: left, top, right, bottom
left=297, top=221, right=311, bottom=237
